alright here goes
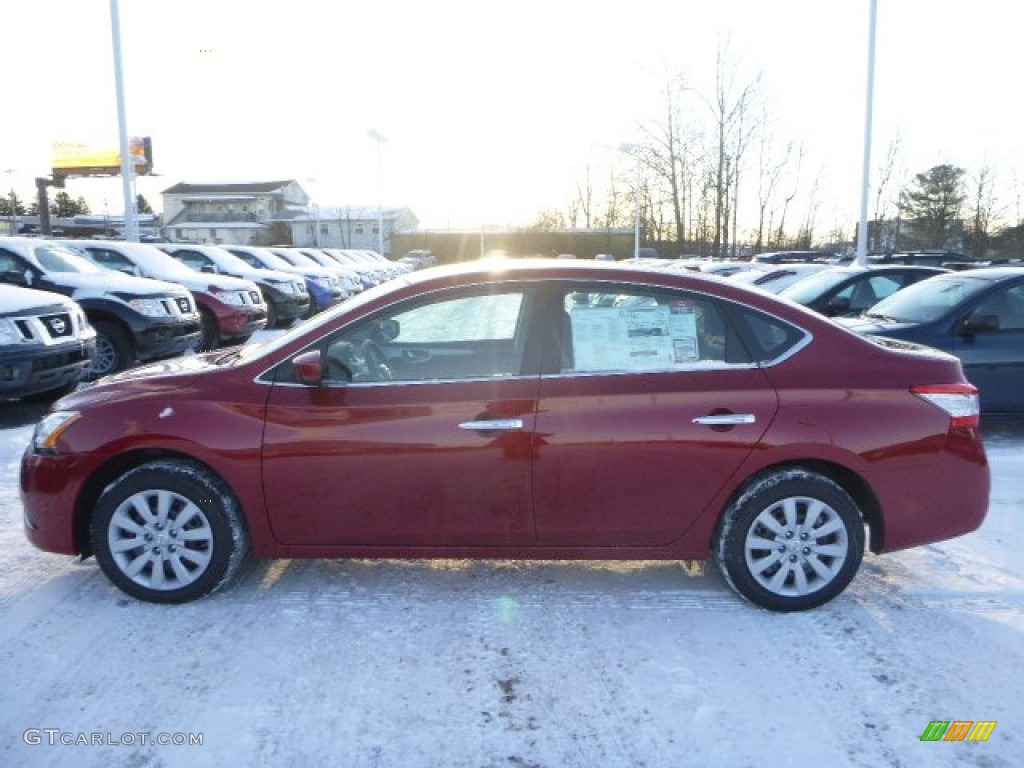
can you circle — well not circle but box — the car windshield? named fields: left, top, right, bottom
left=31, top=244, right=108, bottom=274
left=246, top=248, right=292, bottom=270
left=780, top=270, right=859, bottom=303
left=124, top=244, right=204, bottom=278
left=863, top=274, right=991, bottom=323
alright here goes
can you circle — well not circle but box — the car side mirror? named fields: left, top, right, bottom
left=961, top=314, right=1000, bottom=334
left=292, top=350, right=324, bottom=385
left=825, top=296, right=852, bottom=316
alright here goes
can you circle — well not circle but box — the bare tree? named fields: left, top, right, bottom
left=754, top=129, right=793, bottom=253
left=870, top=136, right=904, bottom=251
left=965, top=164, right=1001, bottom=259
left=706, top=40, right=762, bottom=258
left=640, top=70, right=700, bottom=248
left=773, top=144, right=805, bottom=249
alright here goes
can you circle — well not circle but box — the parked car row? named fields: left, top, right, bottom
left=0, top=236, right=412, bottom=400
left=0, top=237, right=202, bottom=396
left=645, top=256, right=1024, bottom=414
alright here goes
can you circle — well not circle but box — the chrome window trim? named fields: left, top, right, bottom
left=251, top=274, right=815, bottom=386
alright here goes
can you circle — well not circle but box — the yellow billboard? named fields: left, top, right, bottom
left=51, top=137, right=152, bottom=177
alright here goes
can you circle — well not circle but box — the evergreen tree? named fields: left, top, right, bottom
left=136, top=194, right=154, bottom=214
left=898, top=164, right=966, bottom=249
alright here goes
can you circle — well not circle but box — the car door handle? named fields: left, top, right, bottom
left=458, top=419, right=524, bottom=431
left=693, top=413, right=756, bottom=425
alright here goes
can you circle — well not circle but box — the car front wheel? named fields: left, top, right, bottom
left=86, top=320, right=131, bottom=379
left=91, top=460, right=250, bottom=603
left=715, top=470, right=865, bottom=611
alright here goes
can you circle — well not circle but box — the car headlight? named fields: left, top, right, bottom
left=32, top=411, right=82, bottom=454
left=128, top=297, right=171, bottom=317
left=213, top=289, right=246, bottom=306
left=0, top=317, right=22, bottom=344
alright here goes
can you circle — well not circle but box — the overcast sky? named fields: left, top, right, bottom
left=5, top=1, right=1022, bottom=231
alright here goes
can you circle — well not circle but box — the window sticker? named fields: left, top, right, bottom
left=570, top=301, right=702, bottom=371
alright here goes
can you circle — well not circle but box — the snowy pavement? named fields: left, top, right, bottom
left=0, top=399, right=1020, bottom=767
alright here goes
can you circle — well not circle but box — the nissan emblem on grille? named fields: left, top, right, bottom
left=45, top=315, right=69, bottom=336
left=177, top=297, right=190, bottom=313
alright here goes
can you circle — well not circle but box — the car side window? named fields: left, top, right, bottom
left=86, top=248, right=134, bottom=272
left=174, top=250, right=212, bottom=271
left=559, top=286, right=748, bottom=373
left=972, top=285, right=1024, bottom=331
left=0, top=248, right=25, bottom=273
left=732, top=306, right=807, bottom=363
left=320, top=289, right=530, bottom=384
left=231, top=251, right=258, bottom=267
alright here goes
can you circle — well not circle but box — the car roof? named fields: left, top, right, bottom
left=927, top=266, right=1024, bottom=282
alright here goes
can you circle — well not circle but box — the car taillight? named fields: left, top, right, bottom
left=912, top=384, right=980, bottom=428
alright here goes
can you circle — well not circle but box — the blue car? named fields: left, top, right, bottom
left=225, top=245, right=347, bottom=318
left=838, top=267, right=1024, bottom=414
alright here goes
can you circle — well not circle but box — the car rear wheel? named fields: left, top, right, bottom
left=91, top=459, right=250, bottom=603
left=714, top=470, right=865, bottom=611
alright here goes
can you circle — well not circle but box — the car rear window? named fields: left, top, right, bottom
left=732, top=306, right=807, bottom=363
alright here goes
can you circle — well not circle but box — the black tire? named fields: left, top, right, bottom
left=714, top=470, right=865, bottom=612
left=86, top=321, right=132, bottom=380
left=266, top=299, right=279, bottom=329
left=196, top=308, right=220, bottom=352
left=91, top=459, right=250, bottom=604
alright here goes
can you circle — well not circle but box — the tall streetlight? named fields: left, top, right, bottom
left=367, top=129, right=386, bottom=255
left=619, top=144, right=642, bottom=259
left=109, top=0, right=139, bottom=242
left=3, top=168, right=16, bottom=236
left=855, top=0, right=879, bottom=266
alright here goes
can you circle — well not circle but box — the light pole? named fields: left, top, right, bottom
left=855, top=0, right=879, bottom=266
left=367, top=129, right=386, bottom=255
left=619, top=144, right=642, bottom=259
left=3, top=168, right=15, bottom=236
left=109, top=0, right=139, bottom=242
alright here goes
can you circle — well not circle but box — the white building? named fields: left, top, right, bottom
left=160, top=180, right=418, bottom=255
left=161, top=180, right=309, bottom=245
left=277, top=206, right=419, bottom=255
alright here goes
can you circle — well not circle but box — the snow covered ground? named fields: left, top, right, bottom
left=1, top=375, right=1021, bottom=767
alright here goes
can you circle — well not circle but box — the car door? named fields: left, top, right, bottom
left=261, top=284, right=542, bottom=547
left=952, top=281, right=1024, bottom=413
left=530, top=282, right=780, bottom=548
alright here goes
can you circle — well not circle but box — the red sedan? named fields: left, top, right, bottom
left=20, top=260, right=989, bottom=611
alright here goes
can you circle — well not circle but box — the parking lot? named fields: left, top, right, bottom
left=1, top=361, right=1020, bottom=768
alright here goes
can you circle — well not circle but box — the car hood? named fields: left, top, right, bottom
left=184, top=272, right=259, bottom=293
left=42, top=271, right=186, bottom=299
left=56, top=351, right=229, bottom=408
left=0, top=284, right=77, bottom=313
left=252, top=268, right=304, bottom=287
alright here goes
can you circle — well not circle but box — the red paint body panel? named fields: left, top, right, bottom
left=20, top=261, right=990, bottom=565
left=262, top=378, right=540, bottom=546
